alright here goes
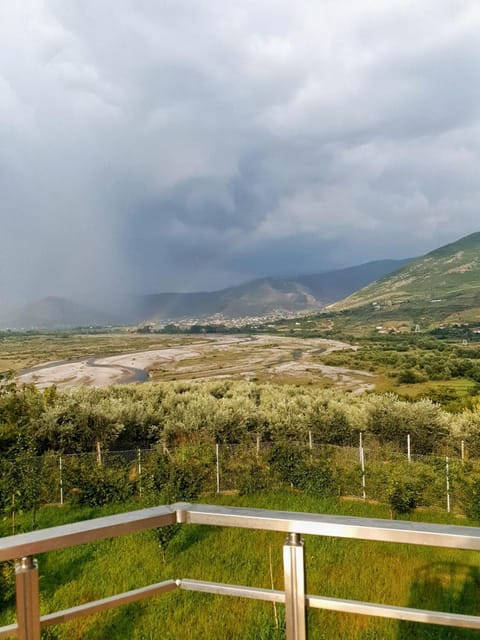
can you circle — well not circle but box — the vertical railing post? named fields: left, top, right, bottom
left=15, top=556, right=40, bottom=640
left=283, top=533, right=307, bottom=640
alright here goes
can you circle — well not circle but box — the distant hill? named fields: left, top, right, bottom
left=331, top=231, right=480, bottom=323
left=1, top=296, right=119, bottom=330
left=128, top=259, right=410, bottom=322
left=129, top=278, right=320, bottom=322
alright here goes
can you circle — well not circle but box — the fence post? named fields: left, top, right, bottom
left=216, top=443, right=220, bottom=494
left=446, top=456, right=451, bottom=514
left=96, top=441, right=102, bottom=466
left=137, top=449, right=142, bottom=498
left=461, top=440, right=465, bottom=465
left=360, top=432, right=366, bottom=500
left=308, top=430, right=313, bottom=451
left=11, top=493, right=16, bottom=535
left=58, top=455, right=64, bottom=505
left=407, top=434, right=411, bottom=463
left=15, top=556, right=40, bottom=640
left=283, top=533, right=307, bottom=640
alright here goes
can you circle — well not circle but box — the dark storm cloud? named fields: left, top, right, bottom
left=1, top=0, right=480, bottom=305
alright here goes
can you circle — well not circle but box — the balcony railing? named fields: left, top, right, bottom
left=2, top=503, right=480, bottom=639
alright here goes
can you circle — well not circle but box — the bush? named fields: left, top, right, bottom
left=152, top=451, right=212, bottom=503
left=301, top=460, right=337, bottom=498
left=163, top=462, right=206, bottom=502
left=460, top=474, right=480, bottom=521
left=268, top=442, right=309, bottom=487
left=238, top=463, right=270, bottom=496
left=76, top=465, right=132, bottom=507
left=397, top=369, right=425, bottom=384
left=0, top=561, right=15, bottom=608
left=387, top=480, right=417, bottom=517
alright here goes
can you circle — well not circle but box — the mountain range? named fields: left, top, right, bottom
left=6, top=230, right=480, bottom=330
left=1, top=259, right=408, bottom=329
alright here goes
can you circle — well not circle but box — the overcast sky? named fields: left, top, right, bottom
left=1, top=1, right=480, bottom=306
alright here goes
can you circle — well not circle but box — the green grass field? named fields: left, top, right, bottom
left=2, top=492, right=480, bottom=639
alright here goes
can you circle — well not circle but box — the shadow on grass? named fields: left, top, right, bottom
left=39, top=546, right=97, bottom=600
left=88, top=601, right=147, bottom=640
left=167, top=524, right=216, bottom=557
left=398, top=562, right=480, bottom=639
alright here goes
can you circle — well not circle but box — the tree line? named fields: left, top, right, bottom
left=0, top=374, right=466, bottom=454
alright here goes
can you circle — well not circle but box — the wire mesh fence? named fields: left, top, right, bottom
left=3, top=432, right=480, bottom=519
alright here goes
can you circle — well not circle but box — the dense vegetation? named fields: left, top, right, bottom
left=320, top=335, right=480, bottom=406
left=251, top=327, right=480, bottom=409
left=4, top=373, right=480, bottom=524
left=0, top=373, right=460, bottom=456
left=3, top=326, right=480, bottom=638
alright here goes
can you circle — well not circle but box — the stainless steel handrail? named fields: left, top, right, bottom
left=0, top=505, right=178, bottom=562
left=1, top=502, right=480, bottom=639
left=185, top=503, right=480, bottom=549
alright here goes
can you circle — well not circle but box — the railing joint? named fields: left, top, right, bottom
left=171, top=502, right=191, bottom=523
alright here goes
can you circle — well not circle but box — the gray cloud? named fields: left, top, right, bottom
left=1, top=0, right=480, bottom=307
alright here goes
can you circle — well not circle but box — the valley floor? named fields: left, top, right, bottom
left=15, top=334, right=376, bottom=392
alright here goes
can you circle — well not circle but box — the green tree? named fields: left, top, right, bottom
left=387, top=480, right=417, bottom=518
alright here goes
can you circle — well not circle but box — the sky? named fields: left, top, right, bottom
left=1, top=1, right=480, bottom=307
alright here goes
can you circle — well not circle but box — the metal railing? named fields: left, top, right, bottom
left=2, top=503, right=480, bottom=639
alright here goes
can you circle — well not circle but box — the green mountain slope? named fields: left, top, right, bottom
left=332, top=231, right=480, bottom=322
